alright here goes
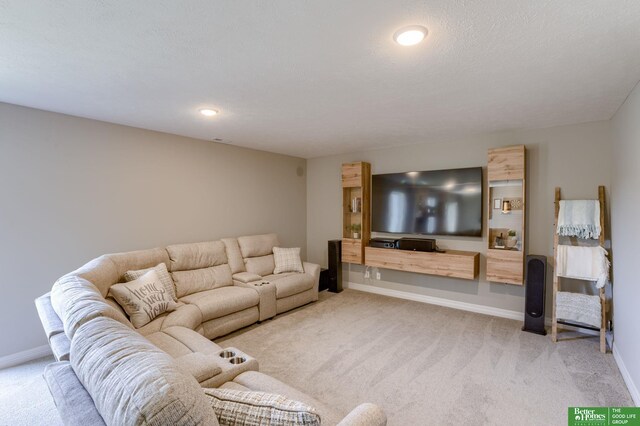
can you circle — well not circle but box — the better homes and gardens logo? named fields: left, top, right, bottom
left=571, top=408, right=607, bottom=425
left=569, top=407, right=640, bottom=426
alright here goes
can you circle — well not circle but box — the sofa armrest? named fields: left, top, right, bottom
left=303, top=262, right=320, bottom=280
left=337, top=403, right=387, bottom=426
left=303, top=262, right=321, bottom=300
left=233, top=272, right=263, bottom=284
left=174, top=352, right=223, bottom=384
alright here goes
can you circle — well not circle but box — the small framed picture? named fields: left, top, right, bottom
left=493, top=198, right=502, bottom=209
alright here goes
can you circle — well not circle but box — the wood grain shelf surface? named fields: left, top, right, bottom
left=364, top=247, right=480, bottom=280
left=486, top=248, right=524, bottom=285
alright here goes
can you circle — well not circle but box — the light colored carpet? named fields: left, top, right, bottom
left=218, top=289, right=633, bottom=426
left=0, top=290, right=631, bottom=426
left=0, top=355, right=62, bottom=426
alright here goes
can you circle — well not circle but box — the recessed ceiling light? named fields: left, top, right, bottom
left=199, top=108, right=219, bottom=117
left=393, top=25, right=428, bottom=46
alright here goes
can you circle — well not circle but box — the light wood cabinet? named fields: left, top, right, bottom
left=488, top=145, right=525, bottom=181
left=486, top=145, right=526, bottom=285
left=365, top=247, right=480, bottom=280
left=486, top=249, right=524, bottom=284
left=341, top=162, right=371, bottom=264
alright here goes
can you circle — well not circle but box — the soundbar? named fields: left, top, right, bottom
left=368, top=237, right=437, bottom=252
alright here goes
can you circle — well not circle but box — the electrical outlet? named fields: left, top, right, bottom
left=364, top=270, right=370, bottom=279
left=376, top=271, right=381, bottom=280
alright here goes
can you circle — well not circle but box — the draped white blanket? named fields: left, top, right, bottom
left=556, top=245, right=610, bottom=288
left=557, top=200, right=601, bottom=239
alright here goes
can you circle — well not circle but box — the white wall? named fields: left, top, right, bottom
left=0, top=102, right=307, bottom=358
left=307, top=121, right=612, bottom=314
left=611, top=82, right=640, bottom=405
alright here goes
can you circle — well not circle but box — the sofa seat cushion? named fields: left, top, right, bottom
left=70, top=316, right=218, bottom=426
left=230, top=371, right=343, bottom=426
left=219, top=381, right=251, bottom=392
left=144, top=326, right=223, bottom=359
left=203, top=388, right=320, bottom=426
left=162, top=326, right=224, bottom=354
left=137, top=302, right=203, bottom=336
left=180, top=287, right=259, bottom=322
left=263, top=273, right=315, bottom=299
left=144, top=331, right=196, bottom=358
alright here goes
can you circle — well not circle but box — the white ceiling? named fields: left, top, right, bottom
left=1, top=1, right=639, bottom=159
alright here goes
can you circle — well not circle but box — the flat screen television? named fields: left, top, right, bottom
left=371, top=167, right=483, bottom=237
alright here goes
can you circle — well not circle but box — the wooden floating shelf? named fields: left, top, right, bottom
left=364, top=247, right=480, bottom=280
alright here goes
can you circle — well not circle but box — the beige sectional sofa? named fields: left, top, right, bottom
left=36, top=233, right=386, bottom=426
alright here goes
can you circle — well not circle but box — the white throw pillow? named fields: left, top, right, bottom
left=273, top=247, right=304, bottom=274
left=124, top=262, right=177, bottom=302
left=204, top=388, right=320, bottom=426
left=109, top=269, right=179, bottom=328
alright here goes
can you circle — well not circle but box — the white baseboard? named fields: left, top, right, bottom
left=0, top=344, right=52, bottom=370
left=346, top=282, right=524, bottom=321
left=613, top=343, right=640, bottom=406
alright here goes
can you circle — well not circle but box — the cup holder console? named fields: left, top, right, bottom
left=208, top=348, right=257, bottom=386
left=219, top=349, right=247, bottom=364
left=229, top=356, right=246, bottom=365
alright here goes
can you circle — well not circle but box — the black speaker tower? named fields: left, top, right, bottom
left=523, top=255, right=547, bottom=335
left=328, top=240, right=343, bottom=293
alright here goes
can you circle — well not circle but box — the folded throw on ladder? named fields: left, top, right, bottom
left=557, top=200, right=601, bottom=239
left=556, top=245, right=610, bottom=288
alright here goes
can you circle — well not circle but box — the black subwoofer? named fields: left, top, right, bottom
left=328, top=240, right=343, bottom=293
left=523, top=255, right=547, bottom=335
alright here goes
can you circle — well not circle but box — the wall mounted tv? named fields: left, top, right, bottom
left=371, top=167, right=483, bottom=237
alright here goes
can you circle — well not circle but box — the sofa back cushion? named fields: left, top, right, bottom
left=221, top=238, right=246, bottom=274
left=172, top=266, right=233, bottom=299
left=237, top=234, right=279, bottom=277
left=71, top=248, right=171, bottom=298
left=72, top=255, right=119, bottom=297
left=237, top=233, right=279, bottom=258
left=107, top=247, right=171, bottom=285
left=244, top=255, right=276, bottom=277
left=50, top=275, right=133, bottom=340
left=71, top=316, right=218, bottom=426
left=167, top=241, right=233, bottom=298
left=166, top=241, right=228, bottom=271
